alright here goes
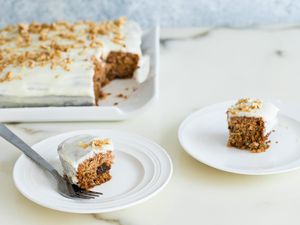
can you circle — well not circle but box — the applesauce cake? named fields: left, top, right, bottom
left=58, top=135, right=114, bottom=190
left=0, top=17, right=146, bottom=107
left=227, top=98, right=279, bottom=153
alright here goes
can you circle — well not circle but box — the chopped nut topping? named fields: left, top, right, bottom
left=28, top=60, right=35, bottom=68
left=79, top=138, right=110, bottom=150
left=0, top=17, right=127, bottom=81
left=91, top=138, right=110, bottom=148
left=28, top=22, right=43, bottom=33
left=6, top=71, right=13, bottom=80
left=39, top=32, right=48, bottom=41
left=0, top=71, right=18, bottom=83
left=89, top=40, right=103, bottom=48
left=58, top=32, right=77, bottom=40
left=228, top=98, right=263, bottom=115
left=78, top=141, right=89, bottom=149
left=114, top=17, right=126, bottom=27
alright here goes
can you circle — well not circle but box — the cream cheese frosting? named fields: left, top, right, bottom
left=227, top=98, right=279, bottom=134
left=57, top=134, right=114, bottom=184
left=0, top=18, right=145, bottom=107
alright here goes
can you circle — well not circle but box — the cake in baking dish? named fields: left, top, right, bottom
left=58, top=135, right=114, bottom=190
left=227, top=98, right=279, bottom=153
left=0, top=17, right=146, bottom=107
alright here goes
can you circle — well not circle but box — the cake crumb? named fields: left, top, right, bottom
left=99, top=91, right=107, bottom=100
left=113, top=102, right=118, bottom=106
left=116, top=93, right=128, bottom=99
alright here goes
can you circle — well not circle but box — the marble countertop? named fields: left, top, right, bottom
left=2, top=27, right=300, bottom=225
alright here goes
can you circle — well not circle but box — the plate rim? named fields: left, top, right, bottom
left=178, top=100, right=300, bottom=175
left=13, top=129, right=173, bottom=213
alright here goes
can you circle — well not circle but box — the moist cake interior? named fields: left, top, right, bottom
left=93, top=51, right=139, bottom=105
left=77, top=151, right=114, bottom=190
left=227, top=116, right=271, bottom=153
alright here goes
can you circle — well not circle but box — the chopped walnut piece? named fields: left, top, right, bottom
left=228, top=98, right=262, bottom=114
left=114, top=17, right=126, bottom=27
left=39, top=33, right=48, bottom=41
left=90, top=40, right=103, bottom=48
left=0, top=71, right=17, bottom=83
left=6, top=71, right=13, bottom=80
left=91, top=138, right=110, bottom=148
left=29, top=22, right=43, bottom=33
left=58, top=32, right=77, bottom=40
left=28, top=60, right=35, bottom=68
left=78, top=141, right=89, bottom=149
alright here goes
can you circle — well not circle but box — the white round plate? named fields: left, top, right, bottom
left=178, top=100, right=300, bottom=175
left=13, top=130, right=172, bottom=213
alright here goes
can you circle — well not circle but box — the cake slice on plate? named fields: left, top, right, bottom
left=58, top=135, right=114, bottom=190
left=226, top=98, right=279, bottom=153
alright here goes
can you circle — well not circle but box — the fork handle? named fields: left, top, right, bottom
left=0, top=123, right=61, bottom=180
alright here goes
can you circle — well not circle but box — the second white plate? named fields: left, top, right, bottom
left=13, top=130, right=172, bottom=213
left=178, top=100, right=300, bottom=175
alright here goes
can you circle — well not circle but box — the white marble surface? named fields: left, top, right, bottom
left=2, top=27, right=300, bottom=225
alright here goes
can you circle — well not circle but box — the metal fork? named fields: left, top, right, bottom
left=0, top=123, right=102, bottom=199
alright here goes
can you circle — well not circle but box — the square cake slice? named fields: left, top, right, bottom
left=226, top=98, right=279, bottom=153
left=58, top=135, right=114, bottom=190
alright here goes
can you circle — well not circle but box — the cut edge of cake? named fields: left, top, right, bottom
left=92, top=51, right=140, bottom=105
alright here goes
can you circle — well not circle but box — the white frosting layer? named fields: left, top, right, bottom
left=227, top=99, right=279, bottom=134
left=57, top=134, right=114, bottom=184
left=134, top=55, right=150, bottom=83
left=0, top=20, right=144, bottom=107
